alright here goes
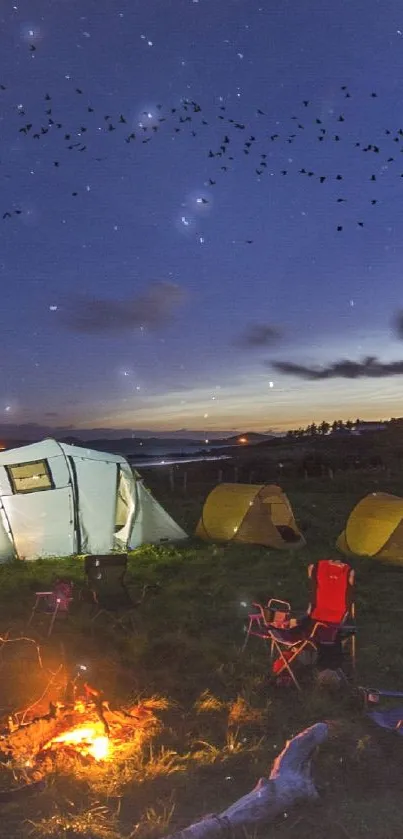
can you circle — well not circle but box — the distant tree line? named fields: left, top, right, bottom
left=286, top=419, right=359, bottom=438
left=285, top=417, right=403, bottom=438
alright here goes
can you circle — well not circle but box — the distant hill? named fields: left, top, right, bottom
left=72, top=436, right=207, bottom=455
left=0, top=426, right=281, bottom=461
left=0, top=423, right=236, bottom=442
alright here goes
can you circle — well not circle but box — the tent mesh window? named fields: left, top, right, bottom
left=6, top=459, right=54, bottom=494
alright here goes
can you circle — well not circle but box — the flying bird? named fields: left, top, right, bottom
left=8, top=80, right=401, bottom=239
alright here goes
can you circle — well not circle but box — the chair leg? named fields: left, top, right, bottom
left=271, top=641, right=302, bottom=691
left=241, top=622, right=253, bottom=652
left=341, top=634, right=356, bottom=673
left=48, top=600, right=60, bottom=637
left=28, top=596, right=40, bottom=627
left=350, top=634, right=356, bottom=670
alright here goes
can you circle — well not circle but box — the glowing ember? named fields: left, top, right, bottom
left=44, top=724, right=111, bottom=761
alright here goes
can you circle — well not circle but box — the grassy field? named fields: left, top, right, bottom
left=1, top=468, right=403, bottom=838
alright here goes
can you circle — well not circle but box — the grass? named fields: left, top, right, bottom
left=1, top=468, right=403, bottom=838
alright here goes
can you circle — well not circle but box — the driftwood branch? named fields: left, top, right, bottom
left=0, top=633, right=43, bottom=670
left=165, top=723, right=329, bottom=839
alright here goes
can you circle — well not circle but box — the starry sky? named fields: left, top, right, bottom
left=2, top=0, right=403, bottom=438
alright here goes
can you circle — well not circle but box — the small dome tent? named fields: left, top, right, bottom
left=337, top=492, right=403, bottom=562
left=0, top=439, right=187, bottom=562
left=196, top=483, right=305, bottom=548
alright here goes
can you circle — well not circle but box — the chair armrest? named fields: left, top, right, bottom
left=250, top=603, right=266, bottom=617
left=267, top=598, right=291, bottom=611
left=309, top=620, right=330, bottom=638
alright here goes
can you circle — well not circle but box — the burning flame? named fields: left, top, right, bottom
left=44, top=724, right=110, bottom=761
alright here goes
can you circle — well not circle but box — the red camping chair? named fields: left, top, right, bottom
left=28, top=580, right=74, bottom=637
left=244, top=559, right=356, bottom=690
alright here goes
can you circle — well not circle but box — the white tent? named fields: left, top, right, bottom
left=0, top=439, right=187, bottom=561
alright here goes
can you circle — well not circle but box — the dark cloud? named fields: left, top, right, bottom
left=235, top=322, right=283, bottom=348
left=60, top=282, right=184, bottom=334
left=270, top=355, right=403, bottom=380
left=393, top=310, right=403, bottom=339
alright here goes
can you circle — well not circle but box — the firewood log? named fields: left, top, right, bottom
left=164, top=723, right=328, bottom=839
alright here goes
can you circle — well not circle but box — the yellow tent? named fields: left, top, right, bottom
left=337, top=492, right=403, bottom=562
left=196, top=483, right=305, bottom=548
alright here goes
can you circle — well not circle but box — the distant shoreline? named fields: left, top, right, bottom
left=128, top=453, right=232, bottom=468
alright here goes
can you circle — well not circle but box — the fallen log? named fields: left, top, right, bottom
left=0, top=778, right=47, bottom=805
left=165, top=722, right=328, bottom=839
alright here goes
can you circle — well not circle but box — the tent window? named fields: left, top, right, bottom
left=6, top=459, right=54, bottom=494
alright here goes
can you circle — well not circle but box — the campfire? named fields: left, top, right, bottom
left=0, top=637, right=169, bottom=804
left=43, top=721, right=111, bottom=762
left=1, top=694, right=164, bottom=778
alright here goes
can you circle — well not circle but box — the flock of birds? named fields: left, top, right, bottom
left=1, top=79, right=403, bottom=234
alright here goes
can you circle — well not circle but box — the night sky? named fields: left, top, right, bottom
left=2, top=0, right=403, bottom=438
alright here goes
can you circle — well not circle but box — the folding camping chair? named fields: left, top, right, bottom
left=83, top=554, right=134, bottom=624
left=243, top=598, right=292, bottom=652
left=244, top=559, right=356, bottom=690
left=28, top=580, right=74, bottom=637
left=360, top=687, right=403, bottom=736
